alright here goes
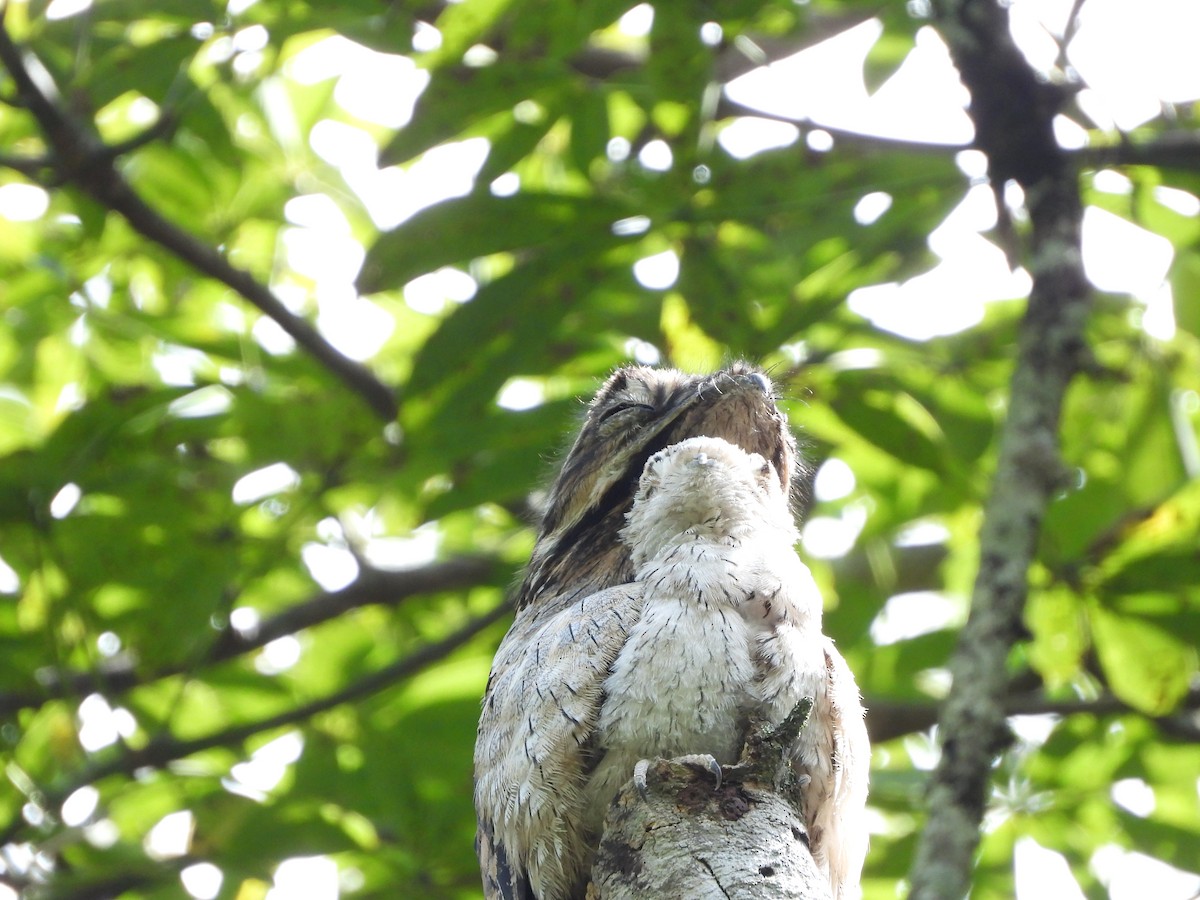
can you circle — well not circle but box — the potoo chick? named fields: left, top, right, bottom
left=474, top=364, right=869, bottom=900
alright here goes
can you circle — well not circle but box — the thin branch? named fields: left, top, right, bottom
left=99, top=112, right=179, bottom=161
left=0, top=555, right=505, bottom=716
left=719, top=96, right=1200, bottom=172
left=1, top=868, right=174, bottom=900
left=907, top=1, right=1093, bottom=898
left=566, top=9, right=881, bottom=84
left=568, top=9, right=1200, bottom=173
left=0, top=149, right=51, bottom=177
left=0, top=601, right=513, bottom=847
left=0, top=115, right=183, bottom=186
left=1080, top=131, right=1200, bottom=172
left=866, top=687, right=1200, bottom=745
left=716, top=95, right=969, bottom=156
left=0, top=16, right=398, bottom=421
left=1058, top=0, right=1089, bottom=72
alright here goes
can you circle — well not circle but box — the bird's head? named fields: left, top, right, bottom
left=622, top=436, right=796, bottom=566
left=517, top=363, right=800, bottom=610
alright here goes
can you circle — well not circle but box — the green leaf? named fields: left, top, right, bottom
left=864, top=29, right=916, bottom=94
left=358, top=192, right=631, bottom=292
left=1090, top=602, right=1196, bottom=715
left=427, top=0, right=522, bottom=69
left=831, top=380, right=949, bottom=475
left=379, top=61, right=566, bottom=166
left=1025, top=587, right=1088, bottom=688
left=1171, top=248, right=1200, bottom=340
left=569, top=86, right=611, bottom=175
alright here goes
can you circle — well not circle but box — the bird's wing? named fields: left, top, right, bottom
left=823, top=636, right=870, bottom=899
left=475, top=583, right=644, bottom=900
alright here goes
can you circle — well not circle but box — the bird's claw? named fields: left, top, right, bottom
left=677, top=753, right=724, bottom=791
left=633, top=758, right=651, bottom=799
left=632, top=754, right=724, bottom=798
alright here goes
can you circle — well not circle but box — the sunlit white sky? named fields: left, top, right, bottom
left=2, top=1, right=1199, bottom=899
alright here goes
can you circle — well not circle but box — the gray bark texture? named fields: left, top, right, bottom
left=588, top=758, right=831, bottom=900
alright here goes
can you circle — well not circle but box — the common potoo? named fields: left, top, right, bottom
left=474, top=364, right=869, bottom=900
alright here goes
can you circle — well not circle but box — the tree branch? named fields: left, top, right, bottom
left=592, top=760, right=830, bottom=899
left=719, top=95, right=1200, bottom=172
left=592, top=701, right=830, bottom=899
left=0, top=601, right=513, bottom=847
left=95, top=112, right=181, bottom=164
left=1055, top=0, right=1089, bottom=77
left=715, top=96, right=968, bottom=156
left=0, top=555, right=505, bottom=716
left=0, top=15, right=398, bottom=421
left=0, top=149, right=51, bottom=177
left=907, top=2, right=1093, bottom=898
left=866, top=687, right=1200, bottom=745
left=1079, top=131, right=1200, bottom=172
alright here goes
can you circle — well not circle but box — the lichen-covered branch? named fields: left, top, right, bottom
left=592, top=703, right=829, bottom=900
left=591, top=760, right=831, bottom=900
left=907, top=2, right=1092, bottom=898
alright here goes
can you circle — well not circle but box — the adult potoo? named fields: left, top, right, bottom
left=474, top=364, right=868, bottom=899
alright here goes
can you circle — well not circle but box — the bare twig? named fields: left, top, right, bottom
left=866, top=687, right=1200, bottom=745
left=1059, top=0, right=1089, bottom=72
left=716, top=95, right=968, bottom=156
left=1080, top=131, right=1200, bottom=172
left=99, top=112, right=180, bottom=161
left=907, top=2, right=1093, bottom=898
left=0, top=149, right=51, bottom=177
left=0, top=15, right=398, bottom=421
left=0, top=555, right=505, bottom=716
left=719, top=97, right=1200, bottom=172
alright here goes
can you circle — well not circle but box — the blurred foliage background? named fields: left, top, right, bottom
left=0, top=0, right=1198, bottom=897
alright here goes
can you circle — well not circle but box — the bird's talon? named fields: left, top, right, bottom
left=707, top=757, right=723, bottom=791
left=633, top=758, right=651, bottom=798
left=677, top=753, right=724, bottom=791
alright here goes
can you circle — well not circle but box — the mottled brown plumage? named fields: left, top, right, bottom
left=474, top=364, right=866, bottom=899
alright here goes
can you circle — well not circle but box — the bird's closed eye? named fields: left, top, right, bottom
left=596, top=401, right=654, bottom=424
